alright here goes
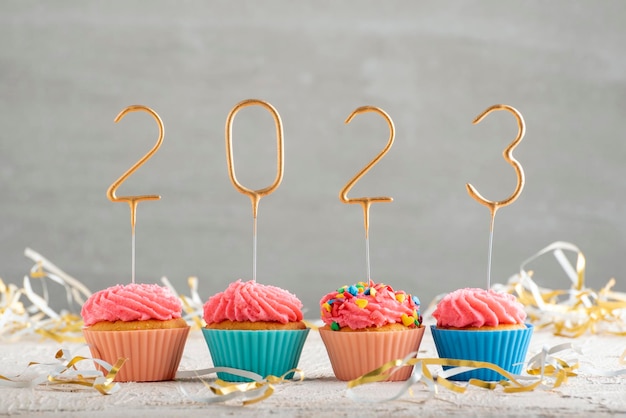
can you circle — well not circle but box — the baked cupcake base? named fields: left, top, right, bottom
left=430, top=323, right=533, bottom=381
left=319, top=326, right=425, bottom=381
left=206, top=320, right=306, bottom=330
left=202, top=327, right=310, bottom=382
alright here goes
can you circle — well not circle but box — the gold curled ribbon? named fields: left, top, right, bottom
left=176, top=367, right=303, bottom=405
left=346, top=342, right=626, bottom=402
left=0, top=348, right=125, bottom=395
left=347, top=356, right=540, bottom=402
left=493, top=241, right=626, bottom=337
left=1, top=248, right=90, bottom=342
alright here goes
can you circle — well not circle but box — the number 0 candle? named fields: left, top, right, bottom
left=225, top=99, right=284, bottom=282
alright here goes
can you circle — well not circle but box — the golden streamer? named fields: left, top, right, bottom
left=346, top=342, right=626, bottom=402
left=493, top=241, right=626, bottom=337
left=1, top=249, right=90, bottom=342
left=0, top=348, right=125, bottom=395
left=177, top=367, right=303, bottom=405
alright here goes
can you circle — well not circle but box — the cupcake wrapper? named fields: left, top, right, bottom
left=319, top=326, right=425, bottom=381
left=430, top=324, right=534, bottom=381
left=202, top=328, right=310, bottom=382
left=83, top=326, right=190, bottom=382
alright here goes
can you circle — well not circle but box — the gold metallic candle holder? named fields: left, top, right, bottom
left=107, top=105, right=164, bottom=284
left=225, top=99, right=284, bottom=282
left=466, top=104, right=525, bottom=289
left=340, top=106, right=395, bottom=282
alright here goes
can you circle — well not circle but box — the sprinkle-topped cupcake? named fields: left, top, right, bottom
left=319, top=280, right=425, bottom=381
left=320, top=281, right=421, bottom=331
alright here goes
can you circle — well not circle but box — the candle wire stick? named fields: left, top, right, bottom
left=225, top=99, right=284, bottom=282
left=340, top=106, right=395, bottom=282
left=466, top=104, right=525, bottom=290
left=107, top=105, right=164, bottom=284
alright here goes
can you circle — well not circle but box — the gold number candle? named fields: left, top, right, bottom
left=466, top=104, right=525, bottom=289
left=340, top=106, right=395, bottom=282
left=107, top=105, right=164, bottom=284
left=225, top=99, right=284, bottom=282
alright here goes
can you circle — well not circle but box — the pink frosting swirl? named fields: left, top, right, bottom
left=81, top=283, right=183, bottom=327
left=432, top=288, right=526, bottom=328
left=203, top=280, right=304, bottom=324
left=320, top=281, right=421, bottom=330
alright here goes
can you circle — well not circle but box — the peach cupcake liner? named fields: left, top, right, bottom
left=319, top=326, right=425, bottom=381
left=83, top=326, right=190, bottom=382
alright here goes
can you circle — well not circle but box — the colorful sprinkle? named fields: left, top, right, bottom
left=355, top=299, right=368, bottom=309
left=395, top=293, right=406, bottom=303
left=336, top=293, right=345, bottom=299
left=323, top=302, right=331, bottom=312
left=347, top=285, right=358, bottom=296
left=331, top=322, right=340, bottom=331
left=412, top=295, right=420, bottom=306
left=370, top=287, right=376, bottom=296
left=401, top=313, right=414, bottom=327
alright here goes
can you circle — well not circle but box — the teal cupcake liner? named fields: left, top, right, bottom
left=430, top=324, right=533, bottom=381
left=201, top=328, right=310, bottom=382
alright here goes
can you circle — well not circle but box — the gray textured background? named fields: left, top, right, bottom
left=1, top=1, right=625, bottom=316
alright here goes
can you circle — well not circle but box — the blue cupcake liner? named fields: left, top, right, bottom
left=202, top=328, right=310, bottom=382
left=430, top=324, right=533, bottom=381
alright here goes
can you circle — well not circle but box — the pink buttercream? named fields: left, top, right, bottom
left=432, top=288, right=526, bottom=328
left=320, top=281, right=421, bottom=330
left=203, top=280, right=304, bottom=324
left=81, top=283, right=183, bottom=327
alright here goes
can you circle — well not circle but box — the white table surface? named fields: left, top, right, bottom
left=1, top=324, right=625, bottom=418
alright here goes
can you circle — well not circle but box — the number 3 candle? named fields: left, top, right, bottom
left=466, top=104, right=525, bottom=289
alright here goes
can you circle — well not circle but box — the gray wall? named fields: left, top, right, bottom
left=1, top=1, right=625, bottom=315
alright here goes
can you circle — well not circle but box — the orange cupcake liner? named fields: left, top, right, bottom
left=319, top=326, right=425, bottom=381
left=83, top=326, right=190, bottom=382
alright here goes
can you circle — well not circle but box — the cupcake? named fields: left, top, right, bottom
left=431, top=287, right=533, bottom=381
left=319, top=280, right=425, bottom=381
left=202, top=279, right=310, bottom=382
left=81, top=283, right=190, bottom=382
